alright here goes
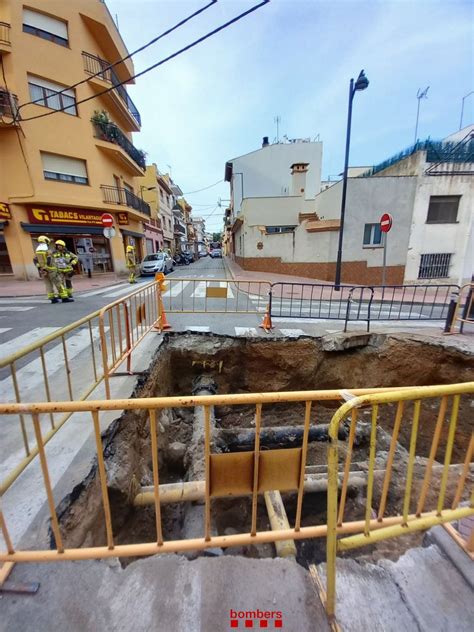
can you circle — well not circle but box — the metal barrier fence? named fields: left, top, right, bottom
left=0, top=279, right=161, bottom=495
left=1, top=382, right=472, bottom=622
left=270, top=282, right=459, bottom=327
left=161, top=278, right=271, bottom=314
left=99, top=279, right=161, bottom=398
left=447, top=283, right=474, bottom=335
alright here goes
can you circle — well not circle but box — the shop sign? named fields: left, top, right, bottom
left=117, top=212, right=129, bottom=225
left=0, top=202, right=11, bottom=220
left=27, top=206, right=118, bottom=227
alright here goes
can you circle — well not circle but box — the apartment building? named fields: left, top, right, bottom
left=135, top=164, right=164, bottom=254
left=0, top=0, right=149, bottom=279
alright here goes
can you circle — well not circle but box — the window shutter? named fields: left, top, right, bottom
left=23, top=9, right=68, bottom=40
left=27, top=75, right=74, bottom=98
left=41, top=153, right=87, bottom=178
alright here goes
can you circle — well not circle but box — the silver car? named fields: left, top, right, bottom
left=140, top=252, right=174, bottom=276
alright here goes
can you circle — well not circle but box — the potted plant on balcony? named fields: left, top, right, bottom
left=91, top=110, right=117, bottom=142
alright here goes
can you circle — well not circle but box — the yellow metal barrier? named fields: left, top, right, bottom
left=0, top=310, right=103, bottom=495
left=161, top=278, right=271, bottom=314
left=1, top=381, right=472, bottom=624
left=325, top=383, right=474, bottom=620
left=98, top=279, right=161, bottom=398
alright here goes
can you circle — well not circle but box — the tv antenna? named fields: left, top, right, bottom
left=414, top=86, right=429, bottom=144
left=274, top=115, right=281, bottom=142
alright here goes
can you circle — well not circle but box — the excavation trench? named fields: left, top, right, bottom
left=56, top=332, right=474, bottom=567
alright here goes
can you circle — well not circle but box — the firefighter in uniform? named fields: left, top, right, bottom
left=126, top=244, right=137, bottom=283
left=33, top=235, right=71, bottom=303
left=53, top=240, right=78, bottom=299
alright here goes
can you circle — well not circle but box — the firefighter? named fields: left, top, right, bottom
left=54, top=240, right=78, bottom=298
left=33, top=236, right=71, bottom=303
left=126, top=244, right=137, bottom=283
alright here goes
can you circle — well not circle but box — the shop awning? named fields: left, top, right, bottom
left=21, top=223, right=105, bottom=235
left=120, top=228, right=144, bottom=239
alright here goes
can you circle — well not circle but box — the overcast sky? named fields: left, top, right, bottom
left=106, top=0, right=474, bottom=231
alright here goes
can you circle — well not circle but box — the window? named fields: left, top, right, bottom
left=23, top=9, right=68, bottom=47
left=41, top=152, right=88, bottom=185
left=363, top=223, right=383, bottom=246
left=426, top=196, right=460, bottom=223
left=265, top=226, right=296, bottom=234
left=28, top=75, right=76, bottom=115
left=418, top=253, right=452, bottom=279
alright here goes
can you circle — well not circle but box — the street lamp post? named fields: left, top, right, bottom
left=334, top=70, right=369, bottom=289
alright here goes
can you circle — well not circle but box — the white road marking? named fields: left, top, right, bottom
left=220, top=281, right=234, bottom=298
left=168, top=281, right=191, bottom=297
left=0, top=328, right=12, bottom=335
left=185, top=326, right=210, bottom=332
left=103, top=284, right=142, bottom=298
left=0, top=298, right=46, bottom=304
left=0, top=327, right=103, bottom=401
left=279, top=329, right=306, bottom=337
left=190, top=282, right=206, bottom=298
left=78, top=283, right=126, bottom=297
left=235, top=327, right=259, bottom=337
left=0, top=306, right=36, bottom=312
left=0, top=327, right=59, bottom=359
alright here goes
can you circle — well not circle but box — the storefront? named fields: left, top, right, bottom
left=120, top=228, right=145, bottom=263
left=0, top=202, right=13, bottom=274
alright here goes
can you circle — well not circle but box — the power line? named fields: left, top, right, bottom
left=18, top=1, right=217, bottom=113
left=183, top=179, right=223, bottom=194
left=16, top=1, right=270, bottom=123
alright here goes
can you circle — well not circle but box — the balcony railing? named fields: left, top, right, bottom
left=82, top=51, right=141, bottom=127
left=0, top=88, right=19, bottom=121
left=92, top=121, right=145, bottom=170
left=173, top=221, right=186, bottom=235
left=0, top=22, right=11, bottom=45
left=101, top=185, right=151, bottom=216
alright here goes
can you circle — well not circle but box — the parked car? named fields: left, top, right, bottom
left=198, top=250, right=208, bottom=258
left=140, top=252, right=174, bottom=276
left=210, top=248, right=222, bottom=258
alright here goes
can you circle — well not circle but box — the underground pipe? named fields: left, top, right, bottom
left=264, top=490, right=297, bottom=559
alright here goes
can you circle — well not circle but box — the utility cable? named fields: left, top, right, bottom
left=183, top=179, right=223, bottom=194
left=18, top=0, right=217, bottom=113
left=16, top=1, right=270, bottom=123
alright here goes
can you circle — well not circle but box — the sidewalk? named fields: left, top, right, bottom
left=224, top=256, right=458, bottom=303
left=0, top=273, right=125, bottom=297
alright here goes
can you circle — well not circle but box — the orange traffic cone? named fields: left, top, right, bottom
left=154, top=295, right=172, bottom=332
left=259, top=304, right=273, bottom=332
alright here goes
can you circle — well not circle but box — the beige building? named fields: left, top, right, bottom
left=0, top=0, right=149, bottom=280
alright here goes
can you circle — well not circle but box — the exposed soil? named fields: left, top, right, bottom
left=55, top=332, right=473, bottom=568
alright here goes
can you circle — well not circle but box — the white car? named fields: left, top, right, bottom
left=140, top=252, right=174, bottom=276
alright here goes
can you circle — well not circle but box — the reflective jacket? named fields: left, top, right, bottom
left=126, top=251, right=136, bottom=268
left=52, top=249, right=78, bottom=273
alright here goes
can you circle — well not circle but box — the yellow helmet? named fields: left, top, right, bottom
left=126, top=245, right=134, bottom=252
left=37, top=235, right=51, bottom=244
left=55, top=240, right=66, bottom=247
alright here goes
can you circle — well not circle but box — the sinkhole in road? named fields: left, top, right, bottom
left=57, top=332, right=473, bottom=566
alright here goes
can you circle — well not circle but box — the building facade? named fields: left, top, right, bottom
left=0, top=0, right=149, bottom=280
left=135, top=164, right=163, bottom=254
left=226, top=130, right=473, bottom=286
left=192, top=217, right=207, bottom=255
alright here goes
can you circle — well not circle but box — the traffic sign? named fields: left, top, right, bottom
left=103, top=227, right=116, bottom=239
left=380, top=213, right=393, bottom=233
left=101, top=213, right=114, bottom=227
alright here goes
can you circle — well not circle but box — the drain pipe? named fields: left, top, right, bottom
left=181, top=375, right=221, bottom=556
left=264, top=491, right=297, bottom=559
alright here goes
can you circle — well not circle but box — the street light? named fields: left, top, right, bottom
left=459, top=91, right=474, bottom=130
left=140, top=185, right=156, bottom=200
left=334, top=69, right=369, bottom=289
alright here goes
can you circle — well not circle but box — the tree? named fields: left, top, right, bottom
left=212, top=232, right=222, bottom=242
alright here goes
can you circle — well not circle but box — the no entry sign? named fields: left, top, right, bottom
left=101, top=213, right=114, bottom=227
left=380, top=213, right=393, bottom=233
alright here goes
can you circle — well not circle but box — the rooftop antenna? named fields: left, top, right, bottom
left=274, top=115, right=281, bottom=143
left=167, top=164, right=172, bottom=178
left=414, top=86, right=429, bottom=144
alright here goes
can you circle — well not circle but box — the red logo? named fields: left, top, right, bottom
left=229, top=610, right=283, bottom=628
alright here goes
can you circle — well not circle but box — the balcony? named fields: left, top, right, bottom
left=101, top=185, right=151, bottom=216
left=0, top=88, right=19, bottom=126
left=0, top=22, right=11, bottom=53
left=93, top=120, right=145, bottom=175
left=82, top=51, right=141, bottom=130
left=173, top=221, right=186, bottom=235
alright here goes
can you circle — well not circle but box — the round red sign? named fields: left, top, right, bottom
left=380, top=213, right=393, bottom=233
left=101, top=213, right=114, bottom=227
